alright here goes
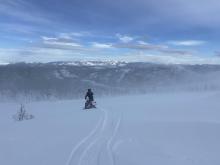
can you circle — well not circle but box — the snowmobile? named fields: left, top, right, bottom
left=84, top=99, right=96, bottom=109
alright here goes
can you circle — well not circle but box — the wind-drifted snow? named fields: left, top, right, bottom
left=0, top=92, right=220, bottom=165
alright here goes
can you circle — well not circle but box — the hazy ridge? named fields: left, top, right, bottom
left=0, top=61, right=220, bottom=101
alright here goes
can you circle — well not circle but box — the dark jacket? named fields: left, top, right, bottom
left=85, top=91, right=94, bottom=101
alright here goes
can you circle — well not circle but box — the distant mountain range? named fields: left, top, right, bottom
left=0, top=61, right=220, bottom=101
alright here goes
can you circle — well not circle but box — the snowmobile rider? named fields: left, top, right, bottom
left=85, top=89, right=94, bottom=103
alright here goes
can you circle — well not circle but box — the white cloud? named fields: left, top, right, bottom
left=1, top=47, right=220, bottom=65
left=114, top=42, right=166, bottom=50
left=41, top=36, right=58, bottom=41
left=116, top=34, right=134, bottom=43
left=71, top=32, right=90, bottom=37
left=116, top=52, right=220, bottom=65
left=58, top=32, right=91, bottom=39
left=43, top=41, right=81, bottom=47
left=41, top=35, right=82, bottom=50
left=137, top=41, right=150, bottom=45
left=114, top=42, right=190, bottom=55
left=58, top=33, right=73, bottom=40
left=91, top=42, right=112, bottom=49
left=168, top=40, right=206, bottom=46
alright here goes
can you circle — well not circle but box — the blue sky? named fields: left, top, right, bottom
left=1, top=0, right=220, bottom=64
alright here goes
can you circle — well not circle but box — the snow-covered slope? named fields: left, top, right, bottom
left=1, top=92, right=220, bottom=165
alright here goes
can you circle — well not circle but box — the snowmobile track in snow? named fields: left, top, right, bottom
left=65, top=107, right=122, bottom=165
